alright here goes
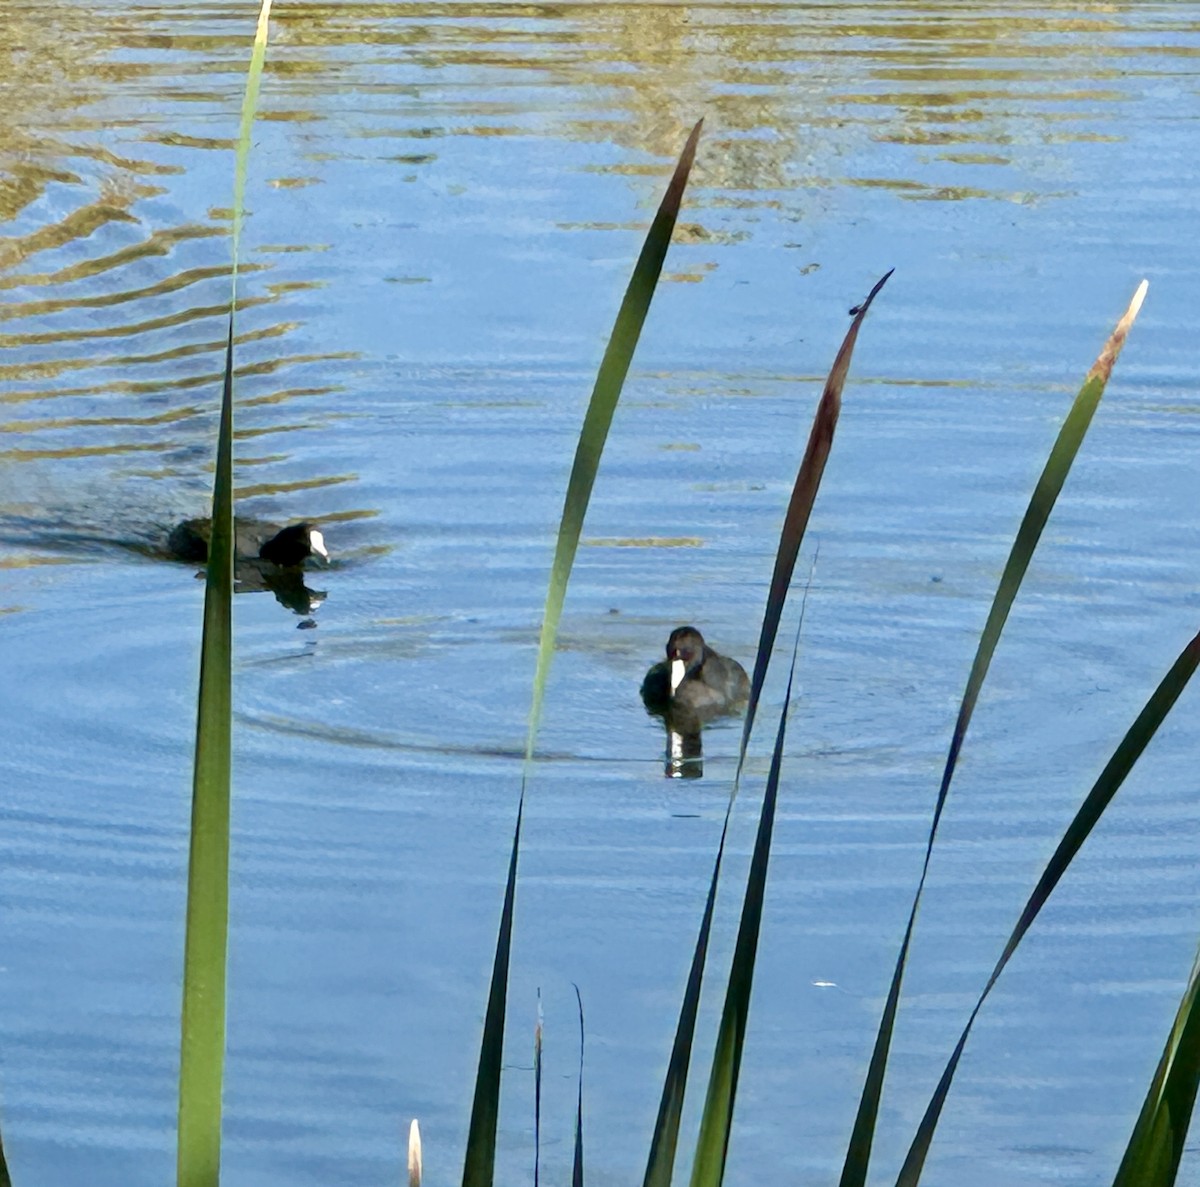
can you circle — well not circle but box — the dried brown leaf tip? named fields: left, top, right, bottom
left=1086, top=279, right=1148, bottom=385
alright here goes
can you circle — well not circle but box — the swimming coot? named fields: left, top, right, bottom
left=641, top=626, right=750, bottom=719
left=167, top=518, right=328, bottom=568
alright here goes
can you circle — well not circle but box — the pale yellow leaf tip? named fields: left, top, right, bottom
left=1086, top=279, right=1149, bottom=385
left=408, top=1118, right=422, bottom=1187
left=255, top=0, right=274, bottom=40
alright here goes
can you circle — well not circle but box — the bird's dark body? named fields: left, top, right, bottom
left=641, top=626, right=749, bottom=720
left=167, top=518, right=324, bottom=568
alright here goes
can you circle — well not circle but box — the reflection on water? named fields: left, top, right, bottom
left=3, top=4, right=1200, bottom=1187
left=0, top=3, right=369, bottom=574
left=0, top=0, right=1185, bottom=547
left=167, top=557, right=327, bottom=618
left=3, top=0, right=1188, bottom=566
left=665, top=718, right=704, bottom=779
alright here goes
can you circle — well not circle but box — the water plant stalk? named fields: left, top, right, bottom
left=460, top=120, right=703, bottom=1187
left=840, top=280, right=1149, bottom=1187
left=176, top=4, right=272, bottom=1185
left=643, top=272, right=890, bottom=1187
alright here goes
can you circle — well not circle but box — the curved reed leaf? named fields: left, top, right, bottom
left=686, top=659, right=793, bottom=1187
left=462, top=122, right=702, bottom=1187
left=895, top=628, right=1200, bottom=1187
left=839, top=279, right=1149, bottom=1187
left=0, top=1124, right=11, bottom=1187
left=1113, top=946, right=1200, bottom=1187
left=689, top=569, right=815, bottom=1187
left=641, top=831, right=722, bottom=1187
left=644, top=275, right=890, bottom=1187
left=525, top=118, right=702, bottom=761
left=177, top=5, right=272, bottom=1187
left=461, top=801, right=522, bottom=1187
left=178, top=321, right=236, bottom=1187
left=233, top=1, right=274, bottom=276
left=740, top=270, right=891, bottom=759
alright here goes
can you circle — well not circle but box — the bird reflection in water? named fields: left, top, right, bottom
left=166, top=518, right=330, bottom=627
left=664, top=708, right=705, bottom=780
left=641, top=626, right=750, bottom=780
left=235, top=563, right=327, bottom=622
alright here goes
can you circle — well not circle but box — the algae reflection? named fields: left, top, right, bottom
left=0, top=4, right=371, bottom=594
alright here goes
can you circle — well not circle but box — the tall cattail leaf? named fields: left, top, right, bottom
left=645, top=274, right=890, bottom=1187
left=573, top=984, right=585, bottom=1187
left=739, top=270, right=891, bottom=759
left=895, top=629, right=1200, bottom=1187
left=524, top=118, right=702, bottom=761
left=690, top=580, right=813, bottom=1187
left=1112, top=945, right=1200, bottom=1187
left=461, top=799, right=522, bottom=1187
left=231, top=0, right=272, bottom=283
left=177, top=5, right=272, bottom=1187
left=642, top=826, right=726, bottom=1187
left=839, top=279, right=1149, bottom=1187
left=463, top=124, right=703, bottom=1187
left=178, top=322, right=236, bottom=1187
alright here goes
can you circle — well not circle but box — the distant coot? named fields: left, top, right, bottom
left=641, top=626, right=750, bottom=719
left=167, top=518, right=328, bottom=568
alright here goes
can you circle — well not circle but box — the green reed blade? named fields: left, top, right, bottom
left=524, top=118, right=702, bottom=761
left=895, top=628, right=1200, bottom=1187
left=574, top=984, right=585, bottom=1187
left=177, top=319, right=236, bottom=1187
left=740, top=271, right=891, bottom=760
left=462, top=123, right=702, bottom=1187
left=1113, top=944, right=1200, bottom=1187
left=177, top=5, right=272, bottom=1187
left=643, top=278, right=889, bottom=1187
left=838, top=280, right=1149, bottom=1187
left=689, top=588, right=811, bottom=1187
left=231, top=0, right=273, bottom=283
left=642, top=826, right=724, bottom=1187
left=461, top=800, right=522, bottom=1187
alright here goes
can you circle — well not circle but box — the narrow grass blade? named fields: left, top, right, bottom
left=1113, top=945, right=1200, bottom=1187
left=177, top=6, right=272, bottom=1187
left=740, top=271, right=891, bottom=758
left=574, top=984, right=585, bottom=1187
left=408, top=1120, right=423, bottom=1187
left=177, top=322, right=236, bottom=1187
left=463, top=124, right=702, bottom=1187
left=895, top=628, right=1200, bottom=1187
left=839, top=279, right=1148, bottom=1187
left=642, top=828, right=725, bottom=1187
left=231, top=0, right=273, bottom=284
left=644, top=277, right=889, bottom=1187
left=524, top=118, right=702, bottom=761
left=690, top=572, right=815, bottom=1187
left=461, top=800, right=522, bottom=1187
left=534, top=993, right=544, bottom=1187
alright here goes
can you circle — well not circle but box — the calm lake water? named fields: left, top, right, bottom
left=3, top=2, right=1200, bottom=1184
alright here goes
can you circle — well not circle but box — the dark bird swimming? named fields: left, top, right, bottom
left=641, top=625, right=750, bottom=720
left=165, top=518, right=329, bottom=619
left=167, top=518, right=328, bottom=568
